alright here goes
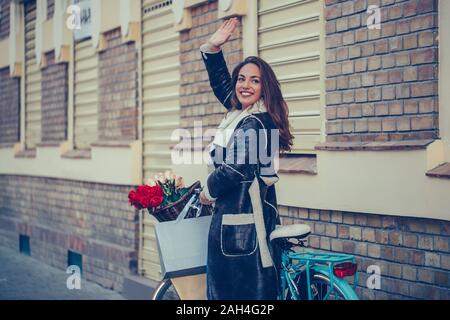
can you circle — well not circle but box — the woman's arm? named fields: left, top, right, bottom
left=200, top=18, right=239, bottom=110
left=201, top=49, right=234, bottom=110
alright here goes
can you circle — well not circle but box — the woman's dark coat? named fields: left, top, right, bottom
left=201, top=49, right=281, bottom=300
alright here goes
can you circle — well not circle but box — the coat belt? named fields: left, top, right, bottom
left=248, top=177, right=274, bottom=268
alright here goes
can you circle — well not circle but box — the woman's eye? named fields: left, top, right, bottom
left=252, top=79, right=260, bottom=84
left=238, top=77, right=245, bottom=82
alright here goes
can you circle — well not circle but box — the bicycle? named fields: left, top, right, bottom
left=270, top=226, right=359, bottom=300
left=152, top=192, right=359, bottom=300
left=152, top=277, right=181, bottom=300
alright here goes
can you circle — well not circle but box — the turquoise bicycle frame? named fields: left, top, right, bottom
left=279, top=250, right=359, bottom=300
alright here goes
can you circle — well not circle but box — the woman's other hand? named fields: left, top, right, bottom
left=207, top=17, right=239, bottom=51
left=199, top=191, right=215, bottom=205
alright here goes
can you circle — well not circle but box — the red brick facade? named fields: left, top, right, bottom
left=0, top=175, right=139, bottom=292
left=98, top=28, right=138, bottom=143
left=280, top=206, right=450, bottom=299
left=324, top=0, right=439, bottom=142
left=41, top=51, right=68, bottom=143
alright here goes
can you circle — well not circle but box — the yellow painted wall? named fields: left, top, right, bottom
left=439, top=0, right=450, bottom=161
left=175, top=144, right=450, bottom=222
left=42, top=18, right=54, bottom=54
left=0, top=142, right=142, bottom=185
left=101, top=0, right=120, bottom=33
left=277, top=142, right=450, bottom=221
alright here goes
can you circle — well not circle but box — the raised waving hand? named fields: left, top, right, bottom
left=207, top=18, right=239, bottom=51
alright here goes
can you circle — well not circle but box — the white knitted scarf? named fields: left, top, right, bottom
left=211, top=99, right=267, bottom=148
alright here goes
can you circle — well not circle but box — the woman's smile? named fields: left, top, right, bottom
left=240, top=90, right=254, bottom=97
left=235, top=63, right=262, bottom=108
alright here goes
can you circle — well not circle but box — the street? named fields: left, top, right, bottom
left=0, top=246, right=125, bottom=300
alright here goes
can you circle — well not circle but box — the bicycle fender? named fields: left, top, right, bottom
left=311, top=266, right=360, bottom=300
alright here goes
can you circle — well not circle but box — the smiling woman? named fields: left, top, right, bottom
left=235, top=63, right=262, bottom=107
left=198, top=18, right=294, bottom=300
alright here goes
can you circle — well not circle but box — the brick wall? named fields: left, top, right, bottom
left=98, top=28, right=138, bottom=142
left=325, top=0, right=439, bottom=142
left=0, top=0, right=10, bottom=40
left=0, top=67, right=20, bottom=145
left=41, top=51, right=68, bottom=143
left=0, top=175, right=139, bottom=292
left=180, top=0, right=243, bottom=142
left=280, top=205, right=450, bottom=299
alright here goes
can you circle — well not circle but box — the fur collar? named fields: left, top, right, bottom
left=212, top=100, right=267, bottom=148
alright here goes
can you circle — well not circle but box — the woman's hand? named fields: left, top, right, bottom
left=199, top=191, right=215, bottom=205
left=207, top=17, right=239, bottom=50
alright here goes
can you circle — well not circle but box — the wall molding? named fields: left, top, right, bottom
left=173, top=0, right=250, bottom=31
left=1, top=141, right=142, bottom=186
left=278, top=139, right=450, bottom=222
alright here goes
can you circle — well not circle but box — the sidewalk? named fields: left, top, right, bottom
left=0, top=246, right=125, bottom=300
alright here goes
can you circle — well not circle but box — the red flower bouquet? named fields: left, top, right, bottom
left=128, top=171, right=198, bottom=222
left=128, top=184, right=164, bottom=210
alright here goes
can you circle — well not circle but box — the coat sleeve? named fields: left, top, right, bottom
left=205, top=117, right=264, bottom=199
left=200, top=46, right=238, bottom=110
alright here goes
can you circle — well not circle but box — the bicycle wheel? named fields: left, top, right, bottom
left=287, top=270, right=358, bottom=300
left=152, top=279, right=180, bottom=300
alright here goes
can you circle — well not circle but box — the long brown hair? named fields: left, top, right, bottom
left=230, top=56, right=294, bottom=152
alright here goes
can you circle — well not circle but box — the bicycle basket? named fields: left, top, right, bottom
left=148, top=181, right=213, bottom=222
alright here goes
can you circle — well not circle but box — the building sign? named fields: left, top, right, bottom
left=72, top=0, right=92, bottom=41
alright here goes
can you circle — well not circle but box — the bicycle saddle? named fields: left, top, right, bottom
left=269, top=224, right=311, bottom=242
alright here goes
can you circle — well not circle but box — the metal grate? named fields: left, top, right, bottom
left=143, top=0, right=172, bottom=15
left=68, top=250, right=83, bottom=274
left=19, top=235, right=30, bottom=256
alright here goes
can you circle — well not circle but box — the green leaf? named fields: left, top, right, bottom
left=179, top=188, right=188, bottom=197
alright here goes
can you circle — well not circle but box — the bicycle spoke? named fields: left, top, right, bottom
left=286, top=272, right=352, bottom=300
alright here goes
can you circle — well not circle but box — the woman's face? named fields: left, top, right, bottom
left=235, top=63, right=262, bottom=108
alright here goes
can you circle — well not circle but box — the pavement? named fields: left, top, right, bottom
left=0, top=246, right=125, bottom=300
